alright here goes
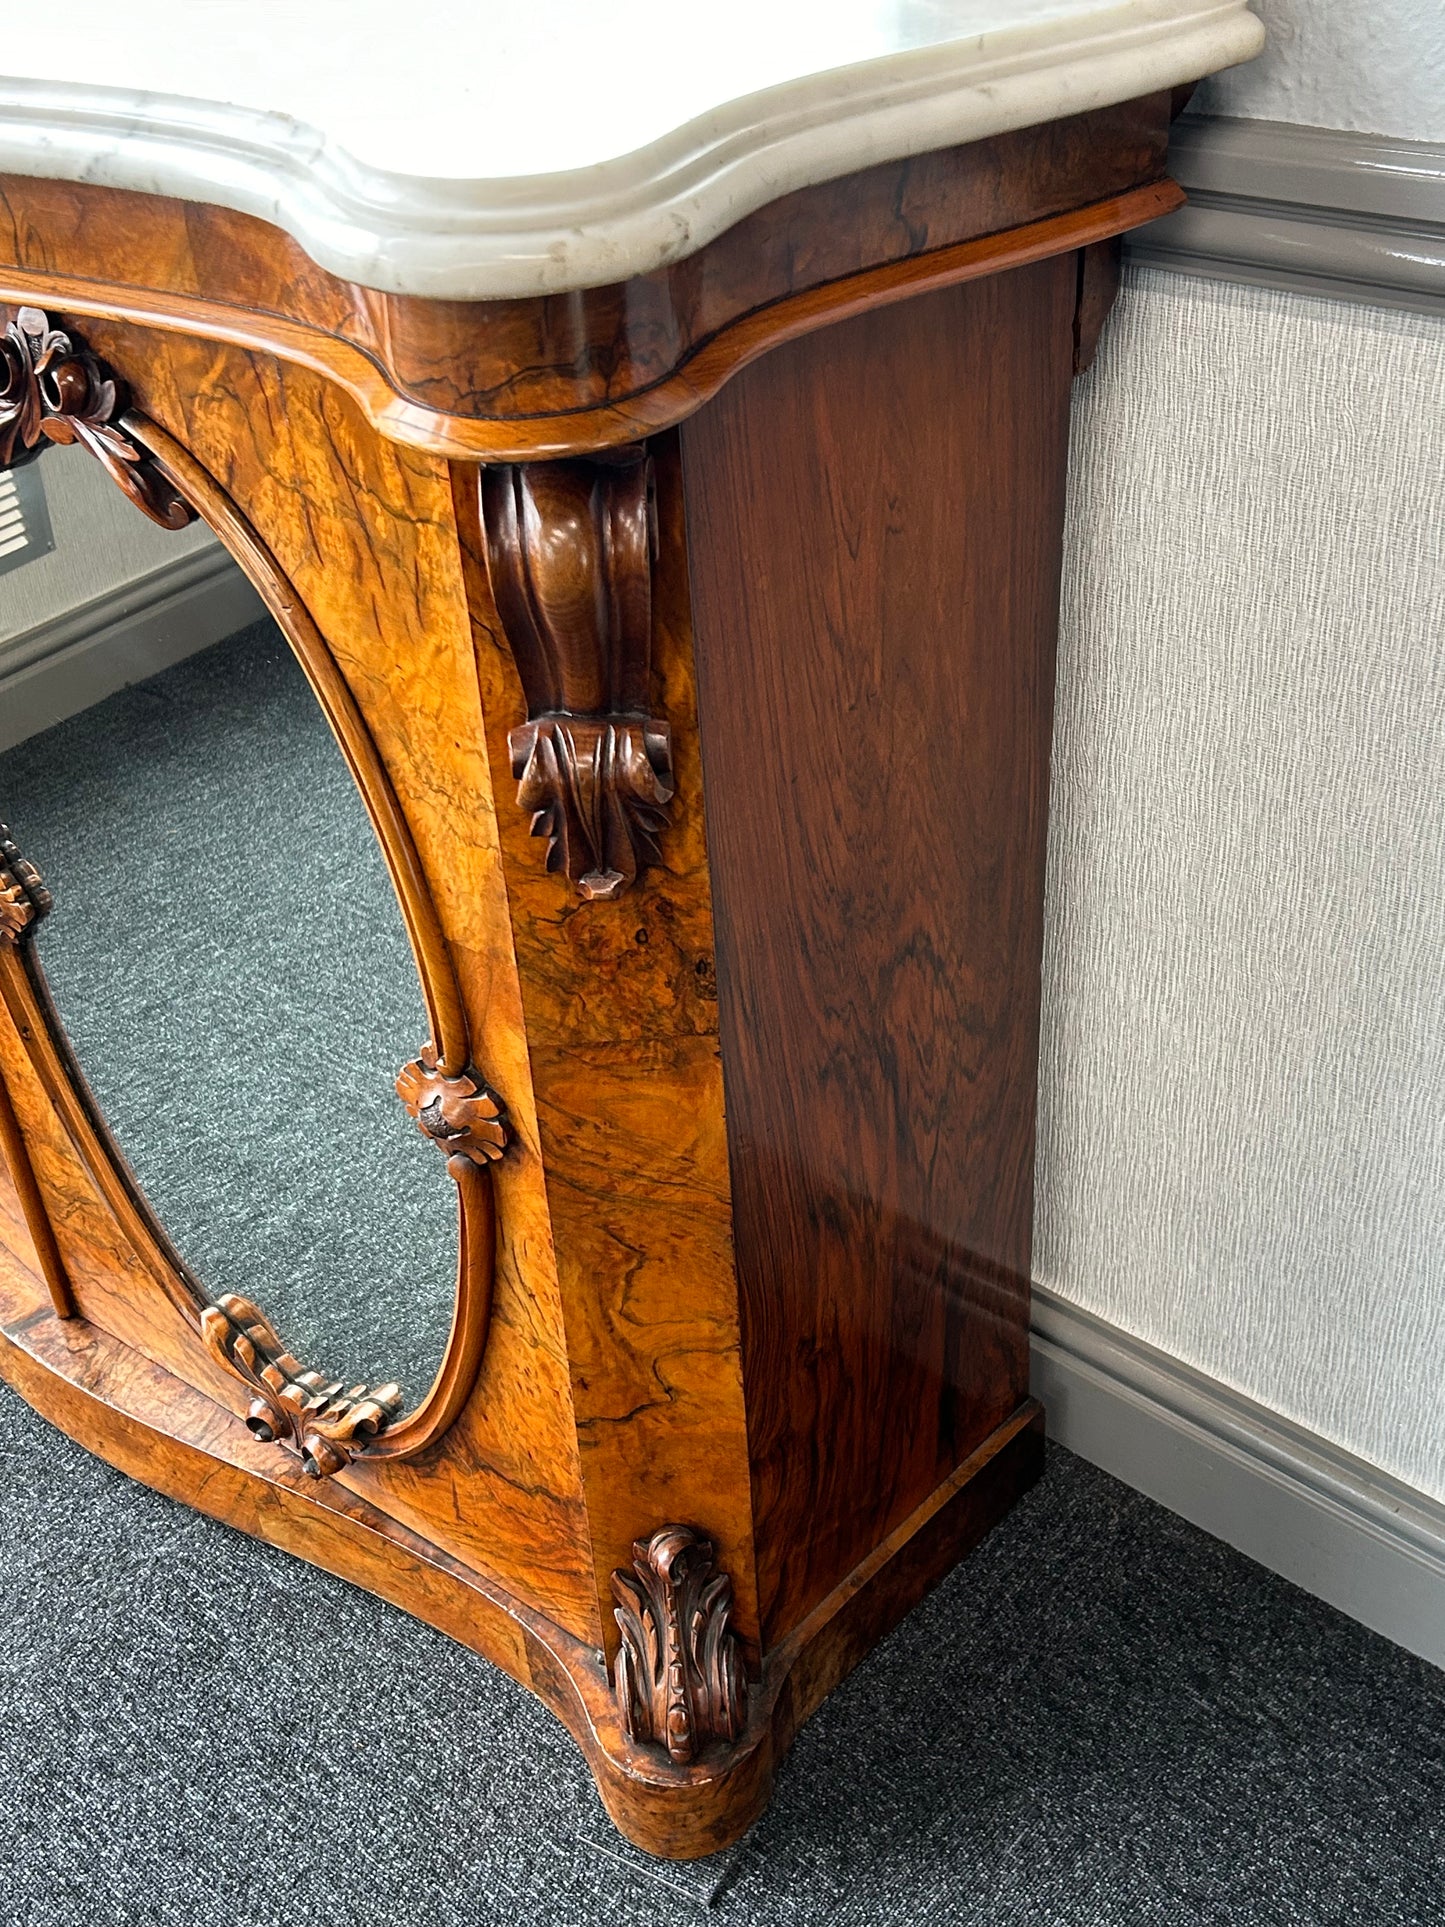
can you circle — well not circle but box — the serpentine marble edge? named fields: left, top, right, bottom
left=0, top=0, right=1263, bottom=298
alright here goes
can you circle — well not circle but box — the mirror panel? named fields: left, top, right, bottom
left=0, top=497, right=458, bottom=1413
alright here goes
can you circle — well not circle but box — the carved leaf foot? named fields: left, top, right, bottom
left=611, top=1526, right=748, bottom=1764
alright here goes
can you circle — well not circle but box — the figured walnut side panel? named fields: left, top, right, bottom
left=480, top=455, right=673, bottom=900
left=34, top=317, right=598, bottom=1640
left=680, top=264, right=1075, bottom=1647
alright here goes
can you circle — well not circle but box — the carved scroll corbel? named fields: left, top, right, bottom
left=199, top=1293, right=403, bottom=1480
left=480, top=452, right=673, bottom=901
left=0, top=305, right=196, bottom=530
left=611, top=1525, right=748, bottom=1764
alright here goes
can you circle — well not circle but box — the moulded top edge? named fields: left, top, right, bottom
left=0, top=0, right=1265, bottom=298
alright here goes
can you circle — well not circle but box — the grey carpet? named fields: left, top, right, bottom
left=0, top=622, right=455, bottom=1400
left=1, top=1388, right=1442, bottom=1927
left=2, top=624, right=1444, bottom=1923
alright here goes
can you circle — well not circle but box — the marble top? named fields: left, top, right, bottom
left=0, top=1, right=1263, bottom=299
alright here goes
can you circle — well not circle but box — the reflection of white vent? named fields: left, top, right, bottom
left=0, top=463, right=56, bottom=577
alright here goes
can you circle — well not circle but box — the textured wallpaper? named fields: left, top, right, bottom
left=1195, top=0, right=1445, bottom=142
left=1037, top=267, right=1445, bottom=1499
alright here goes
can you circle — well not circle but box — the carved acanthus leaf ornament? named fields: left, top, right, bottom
left=0, top=306, right=195, bottom=530
left=199, top=1292, right=403, bottom=1479
left=481, top=452, right=674, bottom=900
left=611, top=1525, right=748, bottom=1764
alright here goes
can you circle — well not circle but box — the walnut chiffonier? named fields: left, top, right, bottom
left=0, top=1, right=1262, bottom=1859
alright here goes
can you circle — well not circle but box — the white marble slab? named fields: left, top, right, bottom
left=0, top=1, right=1263, bottom=298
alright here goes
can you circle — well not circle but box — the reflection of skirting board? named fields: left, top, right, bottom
left=1032, top=1285, right=1445, bottom=1671
left=0, top=545, right=264, bottom=752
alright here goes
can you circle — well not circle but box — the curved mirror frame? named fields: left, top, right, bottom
left=0, top=305, right=508, bottom=1479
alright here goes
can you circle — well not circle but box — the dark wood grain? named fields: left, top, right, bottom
left=681, top=259, right=1075, bottom=1646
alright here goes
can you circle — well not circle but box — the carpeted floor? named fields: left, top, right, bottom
left=2, top=1386, right=1442, bottom=1927
left=1, top=625, right=1443, bottom=1924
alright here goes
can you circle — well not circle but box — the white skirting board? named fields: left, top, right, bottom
left=0, top=545, right=264, bottom=752
left=1031, top=1285, right=1445, bottom=1671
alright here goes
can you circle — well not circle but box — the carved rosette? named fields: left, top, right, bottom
left=611, top=1526, right=748, bottom=1764
left=199, top=1292, right=403, bottom=1479
left=480, top=451, right=675, bottom=900
left=0, top=306, right=195, bottom=530
left=0, top=823, right=52, bottom=944
left=396, top=1043, right=509, bottom=1174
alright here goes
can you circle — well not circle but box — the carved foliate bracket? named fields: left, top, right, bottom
left=480, top=451, right=674, bottom=901
left=395, top=1043, right=509, bottom=1173
left=611, top=1525, right=748, bottom=1764
left=199, top=1292, right=403, bottom=1479
left=0, top=305, right=195, bottom=530
left=0, top=823, right=52, bottom=944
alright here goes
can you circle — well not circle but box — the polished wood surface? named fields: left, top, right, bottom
left=0, top=95, right=1154, bottom=1856
left=612, top=1525, right=748, bottom=1764
left=453, top=428, right=764, bottom=1662
left=480, top=452, right=674, bottom=898
left=0, top=96, right=1177, bottom=458
left=681, top=260, right=1073, bottom=1645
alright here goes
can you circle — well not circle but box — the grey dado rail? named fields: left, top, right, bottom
left=1131, top=115, right=1445, bottom=313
